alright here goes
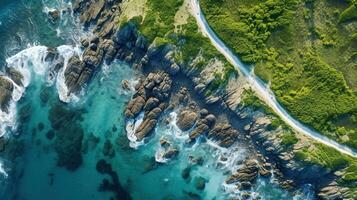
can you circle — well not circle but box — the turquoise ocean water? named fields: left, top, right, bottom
left=0, top=1, right=315, bottom=199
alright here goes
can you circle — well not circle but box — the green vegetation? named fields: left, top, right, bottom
left=201, top=0, right=357, bottom=149
left=280, top=131, right=298, bottom=147
left=339, top=2, right=357, bottom=23
left=296, top=142, right=349, bottom=171
left=295, top=141, right=357, bottom=187
left=138, top=0, right=183, bottom=42
left=201, top=0, right=296, bottom=63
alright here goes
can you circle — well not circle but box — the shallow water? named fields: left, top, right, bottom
left=0, top=1, right=315, bottom=199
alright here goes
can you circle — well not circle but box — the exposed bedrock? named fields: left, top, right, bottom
left=125, top=71, right=172, bottom=141
left=176, top=110, right=198, bottom=131
left=0, top=76, right=14, bottom=113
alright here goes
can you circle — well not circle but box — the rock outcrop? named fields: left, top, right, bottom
left=226, top=159, right=260, bottom=184
left=125, top=71, right=172, bottom=141
left=318, top=183, right=350, bottom=200
left=0, top=76, right=14, bottom=113
left=176, top=110, right=198, bottom=131
left=208, top=122, right=238, bottom=148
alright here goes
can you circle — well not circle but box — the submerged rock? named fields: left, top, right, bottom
left=103, top=139, right=115, bottom=158
left=182, top=167, right=191, bottom=180
left=48, top=9, right=60, bottom=23
left=194, top=177, right=207, bottom=191
left=96, top=159, right=132, bottom=200
left=49, top=103, right=84, bottom=171
left=45, top=130, right=55, bottom=140
left=0, top=137, right=7, bottom=152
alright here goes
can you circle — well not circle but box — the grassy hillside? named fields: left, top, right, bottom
left=201, top=0, right=357, bottom=149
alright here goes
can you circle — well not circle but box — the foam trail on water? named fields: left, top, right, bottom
left=155, top=146, right=168, bottom=163
left=166, top=112, right=189, bottom=140
left=0, top=162, right=7, bottom=178
left=0, top=44, right=82, bottom=137
left=0, top=76, right=24, bottom=137
left=6, top=46, right=48, bottom=87
left=0, top=46, right=48, bottom=137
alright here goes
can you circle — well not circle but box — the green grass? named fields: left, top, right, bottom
left=280, top=131, right=298, bottom=147
left=295, top=142, right=350, bottom=171
left=339, top=3, right=357, bottom=23
left=201, top=0, right=357, bottom=149
left=138, top=0, right=183, bottom=42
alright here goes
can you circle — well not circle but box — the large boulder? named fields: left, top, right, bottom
left=134, top=118, right=157, bottom=140
left=64, top=55, right=87, bottom=93
left=177, top=110, right=198, bottom=131
left=124, top=96, right=145, bottom=118
left=6, top=68, right=24, bottom=86
left=0, top=76, right=14, bottom=113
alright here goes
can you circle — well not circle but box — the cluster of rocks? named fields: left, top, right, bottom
left=246, top=117, right=336, bottom=189
left=318, top=182, right=351, bottom=200
left=226, top=159, right=271, bottom=198
left=158, top=137, right=179, bottom=161
left=64, top=33, right=119, bottom=95
left=179, top=108, right=239, bottom=148
left=0, top=67, right=24, bottom=114
left=124, top=71, right=172, bottom=141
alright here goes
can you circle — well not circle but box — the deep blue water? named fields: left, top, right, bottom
left=0, top=1, right=315, bottom=200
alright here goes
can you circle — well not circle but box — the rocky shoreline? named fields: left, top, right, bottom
left=0, top=0, right=353, bottom=199
left=65, top=0, right=355, bottom=199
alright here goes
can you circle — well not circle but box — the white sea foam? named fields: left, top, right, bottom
left=0, top=44, right=82, bottom=137
left=6, top=46, right=48, bottom=87
left=0, top=161, right=8, bottom=178
left=56, top=45, right=82, bottom=103
left=125, top=112, right=145, bottom=149
left=166, top=112, right=189, bottom=140
left=155, top=146, right=169, bottom=163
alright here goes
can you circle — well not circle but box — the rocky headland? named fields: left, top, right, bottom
left=63, top=0, right=356, bottom=199
left=0, top=0, right=354, bottom=199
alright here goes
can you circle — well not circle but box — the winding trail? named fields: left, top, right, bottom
left=190, top=0, right=357, bottom=158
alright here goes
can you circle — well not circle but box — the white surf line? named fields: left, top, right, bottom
left=190, top=0, right=357, bottom=158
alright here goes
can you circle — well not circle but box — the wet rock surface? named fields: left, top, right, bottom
left=125, top=71, right=172, bottom=141
left=176, top=110, right=198, bottom=131
left=0, top=76, right=14, bottom=113
left=226, top=159, right=260, bottom=184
